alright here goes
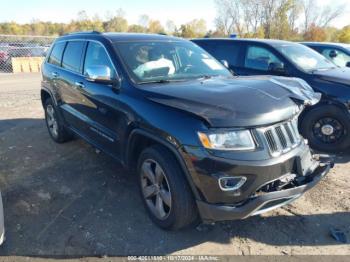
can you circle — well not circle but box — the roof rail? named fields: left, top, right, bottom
left=67, top=31, right=102, bottom=35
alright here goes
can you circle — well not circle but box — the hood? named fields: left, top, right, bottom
left=143, top=76, right=321, bottom=127
left=313, top=67, right=350, bottom=86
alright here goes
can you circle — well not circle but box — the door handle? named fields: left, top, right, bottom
left=75, top=82, right=85, bottom=89
left=52, top=72, right=59, bottom=78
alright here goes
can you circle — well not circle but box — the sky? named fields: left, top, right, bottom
left=0, top=0, right=349, bottom=30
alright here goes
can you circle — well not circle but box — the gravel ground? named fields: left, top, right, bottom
left=0, top=73, right=349, bottom=257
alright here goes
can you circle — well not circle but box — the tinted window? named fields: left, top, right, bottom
left=84, top=42, right=116, bottom=77
left=62, top=41, right=85, bottom=73
left=48, top=42, right=66, bottom=66
left=201, top=41, right=240, bottom=67
left=245, top=46, right=282, bottom=71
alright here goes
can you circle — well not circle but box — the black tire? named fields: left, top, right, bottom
left=44, top=98, right=72, bottom=143
left=137, top=145, right=198, bottom=230
left=300, top=105, right=350, bottom=152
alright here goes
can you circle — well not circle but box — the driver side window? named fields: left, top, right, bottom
left=84, top=42, right=116, bottom=78
left=245, top=46, right=283, bottom=71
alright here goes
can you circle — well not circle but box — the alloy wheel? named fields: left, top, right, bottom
left=141, top=159, right=172, bottom=220
left=46, top=105, right=59, bottom=138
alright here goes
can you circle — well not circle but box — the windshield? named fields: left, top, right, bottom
left=114, top=41, right=232, bottom=84
left=276, top=44, right=336, bottom=72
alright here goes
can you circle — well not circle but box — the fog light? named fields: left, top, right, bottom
left=218, top=176, right=247, bottom=191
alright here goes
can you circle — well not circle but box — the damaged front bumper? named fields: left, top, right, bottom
left=197, top=160, right=332, bottom=223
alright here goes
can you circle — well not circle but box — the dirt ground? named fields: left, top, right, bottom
left=0, top=73, right=349, bottom=258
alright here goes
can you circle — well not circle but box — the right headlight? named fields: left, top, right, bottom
left=198, top=130, right=256, bottom=151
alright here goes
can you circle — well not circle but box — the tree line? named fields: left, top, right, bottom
left=0, top=1, right=349, bottom=43
left=214, top=0, right=350, bottom=42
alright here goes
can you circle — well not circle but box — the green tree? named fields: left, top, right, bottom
left=104, top=16, right=128, bottom=32
left=147, top=20, right=165, bottom=34
left=179, top=19, right=207, bottom=38
left=337, top=26, right=350, bottom=43
left=303, top=24, right=327, bottom=41
left=128, top=24, right=147, bottom=33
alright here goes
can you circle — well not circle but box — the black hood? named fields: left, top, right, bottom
left=313, top=67, right=350, bottom=86
left=143, top=76, right=320, bottom=127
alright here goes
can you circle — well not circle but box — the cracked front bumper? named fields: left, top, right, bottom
left=197, top=162, right=331, bottom=223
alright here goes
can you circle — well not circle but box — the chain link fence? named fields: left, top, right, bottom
left=0, top=35, right=56, bottom=73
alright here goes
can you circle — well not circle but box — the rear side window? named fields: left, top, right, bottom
left=48, top=42, right=66, bottom=66
left=204, top=41, right=240, bottom=67
left=62, top=41, right=85, bottom=73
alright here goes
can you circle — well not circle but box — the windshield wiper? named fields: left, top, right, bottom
left=138, top=79, right=189, bottom=85
left=310, top=67, right=337, bottom=73
left=138, top=79, right=172, bottom=85
left=196, top=75, right=221, bottom=81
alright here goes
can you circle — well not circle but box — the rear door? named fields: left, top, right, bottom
left=55, top=40, right=89, bottom=135
left=196, top=40, right=243, bottom=74
left=42, top=41, right=66, bottom=97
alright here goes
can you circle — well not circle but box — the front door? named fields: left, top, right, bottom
left=78, top=41, right=124, bottom=158
left=240, top=45, right=287, bottom=76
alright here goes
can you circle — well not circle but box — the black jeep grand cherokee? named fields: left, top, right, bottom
left=41, top=32, right=332, bottom=230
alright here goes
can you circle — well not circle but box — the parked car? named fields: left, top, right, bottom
left=301, top=42, right=350, bottom=68
left=2, top=47, right=47, bottom=72
left=192, top=38, right=350, bottom=152
left=0, top=46, right=9, bottom=69
left=41, top=32, right=332, bottom=230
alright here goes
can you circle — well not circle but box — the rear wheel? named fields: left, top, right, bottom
left=300, top=105, right=350, bottom=152
left=44, top=98, right=72, bottom=143
left=137, top=145, right=198, bottom=230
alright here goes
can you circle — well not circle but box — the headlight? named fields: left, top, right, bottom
left=198, top=130, right=255, bottom=151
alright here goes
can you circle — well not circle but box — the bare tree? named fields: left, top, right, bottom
left=244, top=0, right=263, bottom=35
left=138, top=14, right=150, bottom=28
left=166, top=20, right=176, bottom=34
left=318, top=4, right=346, bottom=28
left=302, top=0, right=346, bottom=32
left=214, top=0, right=243, bottom=35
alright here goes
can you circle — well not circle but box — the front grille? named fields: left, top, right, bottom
left=258, top=118, right=301, bottom=157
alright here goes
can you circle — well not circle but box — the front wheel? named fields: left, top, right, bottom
left=300, top=105, right=350, bottom=152
left=137, top=145, right=198, bottom=230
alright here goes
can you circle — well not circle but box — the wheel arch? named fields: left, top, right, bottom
left=126, top=128, right=202, bottom=200
left=299, top=99, right=349, bottom=128
left=40, top=88, right=57, bottom=107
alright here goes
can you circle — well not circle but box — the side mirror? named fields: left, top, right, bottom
left=85, top=65, right=120, bottom=90
left=346, top=61, right=350, bottom=68
left=221, top=60, right=229, bottom=68
left=268, top=62, right=286, bottom=75
left=329, top=50, right=338, bottom=58
left=86, top=65, right=113, bottom=82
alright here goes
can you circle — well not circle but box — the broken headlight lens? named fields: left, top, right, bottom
left=198, top=130, right=255, bottom=151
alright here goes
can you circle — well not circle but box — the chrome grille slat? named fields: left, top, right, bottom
left=271, top=127, right=283, bottom=151
left=259, top=118, right=301, bottom=157
left=284, top=123, right=295, bottom=144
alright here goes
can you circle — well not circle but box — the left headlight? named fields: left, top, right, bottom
left=198, top=130, right=256, bottom=151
